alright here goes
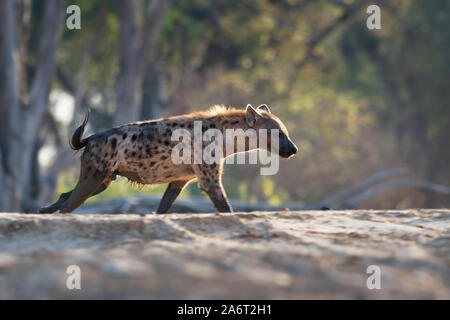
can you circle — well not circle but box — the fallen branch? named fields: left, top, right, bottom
left=302, top=168, right=409, bottom=209
left=344, top=178, right=450, bottom=208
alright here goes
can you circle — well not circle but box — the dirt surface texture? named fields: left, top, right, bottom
left=0, top=209, right=449, bottom=299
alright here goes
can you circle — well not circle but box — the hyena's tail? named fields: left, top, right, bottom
left=70, top=109, right=90, bottom=150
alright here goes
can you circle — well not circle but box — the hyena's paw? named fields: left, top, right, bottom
left=37, top=205, right=56, bottom=214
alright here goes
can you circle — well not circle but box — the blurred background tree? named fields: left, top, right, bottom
left=0, top=0, right=449, bottom=212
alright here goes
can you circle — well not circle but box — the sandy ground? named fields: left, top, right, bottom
left=0, top=209, right=449, bottom=299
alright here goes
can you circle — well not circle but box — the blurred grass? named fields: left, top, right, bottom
left=57, top=172, right=171, bottom=203
left=56, top=165, right=289, bottom=205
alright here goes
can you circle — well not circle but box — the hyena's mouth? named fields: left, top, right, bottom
left=280, top=153, right=295, bottom=159
left=280, top=144, right=298, bottom=158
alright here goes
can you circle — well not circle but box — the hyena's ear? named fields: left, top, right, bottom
left=257, top=104, right=271, bottom=113
left=245, top=104, right=261, bottom=127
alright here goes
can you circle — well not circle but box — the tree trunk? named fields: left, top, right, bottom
left=142, top=64, right=163, bottom=120
left=19, top=0, right=66, bottom=211
left=0, top=0, right=66, bottom=212
left=0, top=0, right=21, bottom=211
left=114, top=0, right=170, bottom=125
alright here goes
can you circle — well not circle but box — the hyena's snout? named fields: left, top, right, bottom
left=279, top=137, right=298, bottom=158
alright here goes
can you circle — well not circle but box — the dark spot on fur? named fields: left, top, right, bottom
left=132, top=134, right=137, bottom=141
left=164, top=140, right=169, bottom=146
left=231, top=121, right=239, bottom=125
left=110, top=137, right=117, bottom=150
left=131, top=151, right=136, bottom=157
left=149, top=161, right=156, bottom=167
left=124, top=149, right=128, bottom=154
left=122, top=133, right=127, bottom=139
left=160, top=155, right=167, bottom=160
left=138, top=132, right=144, bottom=139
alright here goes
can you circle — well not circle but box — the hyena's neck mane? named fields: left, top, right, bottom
left=184, top=105, right=244, bottom=119
left=183, top=105, right=248, bottom=131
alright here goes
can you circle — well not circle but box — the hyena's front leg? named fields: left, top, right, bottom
left=194, top=164, right=233, bottom=213
left=156, top=180, right=191, bottom=214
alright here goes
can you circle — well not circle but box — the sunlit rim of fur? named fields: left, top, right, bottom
left=184, top=105, right=244, bottom=118
left=182, top=105, right=275, bottom=119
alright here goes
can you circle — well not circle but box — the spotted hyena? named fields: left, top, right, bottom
left=39, top=104, right=298, bottom=214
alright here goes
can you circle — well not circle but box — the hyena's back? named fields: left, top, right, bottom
left=80, top=119, right=196, bottom=186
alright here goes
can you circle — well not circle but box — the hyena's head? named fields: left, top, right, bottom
left=245, top=104, right=298, bottom=158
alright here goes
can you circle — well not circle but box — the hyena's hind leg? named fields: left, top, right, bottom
left=58, top=171, right=108, bottom=213
left=91, top=176, right=115, bottom=197
left=38, top=190, right=73, bottom=214
left=38, top=175, right=114, bottom=214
